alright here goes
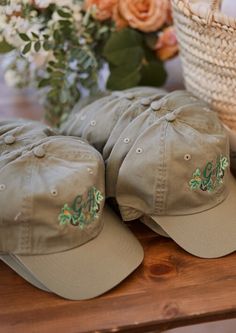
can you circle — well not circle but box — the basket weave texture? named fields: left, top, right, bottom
left=172, top=0, right=236, bottom=130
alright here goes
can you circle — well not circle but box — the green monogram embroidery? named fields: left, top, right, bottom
left=58, top=187, right=104, bottom=229
left=189, top=156, right=229, bottom=192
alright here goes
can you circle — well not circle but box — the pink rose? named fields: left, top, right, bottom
left=117, top=0, right=169, bottom=33
left=155, top=26, right=178, bottom=60
left=84, top=0, right=117, bottom=21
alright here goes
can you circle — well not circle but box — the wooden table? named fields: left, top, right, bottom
left=1, top=80, right=236, bottom=333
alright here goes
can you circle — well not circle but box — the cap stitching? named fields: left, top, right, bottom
left=19, top=158, right=34, bottom=252
left=154, top=121, right=168, bottom=215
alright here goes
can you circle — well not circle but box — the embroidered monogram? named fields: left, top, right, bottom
left=58, top=187, right=104, bottom=229
left=189, top=156, right=229, bottom=192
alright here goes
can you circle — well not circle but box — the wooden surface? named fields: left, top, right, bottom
left=1, top=80, right=236, bottom=333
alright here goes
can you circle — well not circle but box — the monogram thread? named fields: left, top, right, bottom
left=189, top=156, right=229, bottom=192
left=58, top=187, right=103, bottom=229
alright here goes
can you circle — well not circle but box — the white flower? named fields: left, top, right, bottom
left=29, top=49, right=54, bottom=68
left=4, top=69, right=21, bottom=87
left=33, top=0, right=74, bottom=8
left=33, top=0, right=54, bottom=8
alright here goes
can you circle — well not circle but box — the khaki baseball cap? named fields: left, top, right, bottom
left=115, top=101, right=236, bottom=258
left=1, top=254, right=51, bottom=292
left=105, top=91, right=207, bottom=198
left=0, top=119, right=59, bottom=291
left=60, top=87, right=165, bottom=152
left=0, top=119, right=57, bottom=156
left=0, top=135, right=143, bottom=299
left=103, top=89, right=167, bottom=161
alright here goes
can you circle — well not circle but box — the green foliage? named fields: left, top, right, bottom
left=0, top=39, right=14, bottom=53
left=103, top=28, right=144, bottom=66
left=140, top=61, right=167, bottom=87
left=103, top=28, right=167, bottom=91
left=107, top=63, right=141, bottom=90
left=1, top=1, right=170, bottom=125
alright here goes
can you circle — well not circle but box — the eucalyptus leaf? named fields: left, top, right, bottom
left=38, top=78, right=51, bottom=88
left=34, top=41, right=41, bottom=52
left=31, top=32, right=39, bottom=39
left=22, top=42, right=32, bottom=55
left=57, top=9, right=71, bottom=18
left=60, top=90, right=69, bottom=103
left=19, top=33, right=30, bottom=42
left=43, top=40, right=51, bottom=51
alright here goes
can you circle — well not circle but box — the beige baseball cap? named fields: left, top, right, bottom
left=60, top=87, right=165, bottom=152
left=114, top=101, right=236, bottom=258
left=0, top=135, right=143, bottom=299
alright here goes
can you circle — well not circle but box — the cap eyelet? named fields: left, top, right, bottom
left=184, top=154, right=191, bottom=161
left=4, top=135, right=16, bottom=145
left=90, top=120, right=96, bottom=127
left=0, top=184, right=6, bottom=191
left=136, top=148, right=143, bottom=154
left=123, top=138, right=130, bottom=144
left=50, top=189, right=58, bottom=196
left=87, top=168, right=93, bottom=175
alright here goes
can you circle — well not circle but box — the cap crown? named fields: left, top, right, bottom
left=106, top=90, right=207, bottom=198
left=0, top=136, right=105, bottom=255
left=116, top=104, right=230, bottom=220
left=0, top=119, right=57, bottom=156
left=102, top=90, right=167, bottom=160
left=60, top=88, right=165, bottom=152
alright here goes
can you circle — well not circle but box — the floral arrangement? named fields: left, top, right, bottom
left=0, top=0, right=178, bottom=125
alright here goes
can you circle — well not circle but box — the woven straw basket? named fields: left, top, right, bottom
left=172, top=0, right=236, bottom=130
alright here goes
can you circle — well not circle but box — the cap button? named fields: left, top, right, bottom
left=150, top=101, right=161, bottom=111
left=125, top=93, right=134, bottom=100
left=33, top=147, right=46, bottom=158
left=141, top=98, right=151, bottom=106
left=4, top=135, right=16, bottom=145
left=165, top=113, right=177, bottom=122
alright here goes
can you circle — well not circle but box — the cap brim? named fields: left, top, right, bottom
left=14, top=206, right=144, bottom=300
left=151, top=174, right=236, bottom=258
left=140, top=216, right=170, bottom=238
left=0, top=254, right=50, bottom=292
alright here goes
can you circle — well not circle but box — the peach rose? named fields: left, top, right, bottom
left=84, top=0, right=117, bottom=21
left=166, top=1, right=173, bottom=25
left=117, top=0, right=169, bottom=33
left=155, top=26, right=178, bottom=60
left=112, top=4, right=128, bottom=30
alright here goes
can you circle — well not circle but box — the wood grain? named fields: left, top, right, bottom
left=0, top=77, right=236, bottom=333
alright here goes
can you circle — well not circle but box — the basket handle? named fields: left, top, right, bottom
left=205, top=0, right=223, bottom=25
left=209, top=0, right=222, bottom=11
